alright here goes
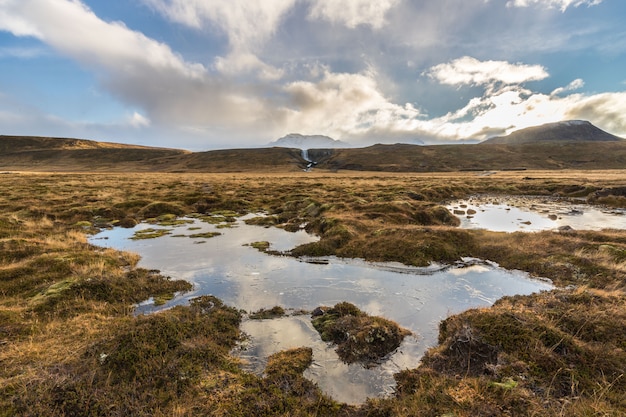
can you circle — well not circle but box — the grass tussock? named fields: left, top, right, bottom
left=312, top=302, right=411, bottom=365
left=364, top=288, right=626, bottom=416
left=249, top=306, right=286, bottom=320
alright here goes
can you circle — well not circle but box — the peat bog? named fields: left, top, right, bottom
left=90, top=213, right=551, bottom=404
left=1, top=170, right=626, bottom=416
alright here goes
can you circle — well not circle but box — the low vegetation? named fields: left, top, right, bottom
left=365, top=288, right=626, bottom=416
left=1, top=170, right=625, bottom=415
left=249, top=306, right=286, bottom=320
left=312, top=302, right=411, bottom=365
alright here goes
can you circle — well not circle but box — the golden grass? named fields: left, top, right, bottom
left=1, top=170, right=626, bottom=416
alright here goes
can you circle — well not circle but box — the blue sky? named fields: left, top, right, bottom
left=1, top=0, right=625, bottom=150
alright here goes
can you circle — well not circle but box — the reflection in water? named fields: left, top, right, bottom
left=448, top=196, right=626, bottom=232
left=90, top=216, right=552, bottom=404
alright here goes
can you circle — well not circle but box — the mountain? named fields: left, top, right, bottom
left=269, top=133, right=351, bottom=149
left=481, top=120, right=624, bottom=145
left=4, top=122, right=626, bottom=173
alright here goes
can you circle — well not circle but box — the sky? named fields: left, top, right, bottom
left=0, top=0, right=625, bottom=150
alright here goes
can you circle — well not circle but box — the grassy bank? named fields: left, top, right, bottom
left=1, top=170, right=625, bottom=415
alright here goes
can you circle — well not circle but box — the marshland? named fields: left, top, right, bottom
left=1, top=170, right=626, bottom=416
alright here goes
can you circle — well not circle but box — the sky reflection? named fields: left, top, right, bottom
left=90, top=216, right=551, bottom=404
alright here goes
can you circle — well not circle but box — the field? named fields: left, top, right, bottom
left=1, top=170, right=625, bottom=416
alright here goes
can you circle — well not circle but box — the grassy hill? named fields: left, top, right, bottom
left=482, top=120, right=624, bottom=145
left=315, top=141, right=626, bottom=172
left=2, top=127, right=626, bottom=172
left=0, top=135, right=307, bottom=172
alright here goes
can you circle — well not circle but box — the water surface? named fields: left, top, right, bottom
left=90, top=215, right=552, bottom=404
left=448, top=196, right=626, bottom=232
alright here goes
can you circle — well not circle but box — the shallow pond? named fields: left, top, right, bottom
left=448, top=195, right=626, bottom=232
left=90, top=215, right=552, bottom=404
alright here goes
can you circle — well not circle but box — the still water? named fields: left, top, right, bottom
left=448, top=195, right=626, bottom=232
left=90, top=215, right=552, bottom=404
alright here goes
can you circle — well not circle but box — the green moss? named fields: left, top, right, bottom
left=130, top=228, right=171, bottom=240
left=189, top=232, right=221, bottom=239
left=245, top=215, right=278, bottom=227
left=249, top=306, right=286, bottom=320
left=246, top=241, right=271, bottom=252
left=147, top=214, right=194, bottom=226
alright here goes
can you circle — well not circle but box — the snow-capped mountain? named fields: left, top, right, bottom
left=269, top=133, right=351, bottom=149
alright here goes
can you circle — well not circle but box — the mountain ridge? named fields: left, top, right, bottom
left=2, top=120, right=626, bottom=172
left=269, top=133, right=351, bottom=149
left=482, top=120, right=624, bottom=145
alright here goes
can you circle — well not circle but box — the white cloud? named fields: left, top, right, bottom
left=214, top=52, right=284, bottom=81
left=307, top=0, right=400, bottom=29
left=0, top=0, right=205, bottom=80
left=506, top=0, right=603, bottom=12
left=142, top=0, right=296, bottom=50
left=281, top=68, right=423, bottom=140
left=564, top=92, right=626, bottom=137
left=414, top=84, right=626, bottom=141
left=0, top=0, right=41, bottom=36
left=426, top=56, right=549, bottom=89
left=551, top=78, right=584, bottom=96
left=0, top=0, right=274, bottom=136
left=128, top=112, right=151, bottom=128
left=278, top=67, right=626, bottom=143
left=142, top=0, right=295, bottom=78
left=142, top=0, right=401, bottom=78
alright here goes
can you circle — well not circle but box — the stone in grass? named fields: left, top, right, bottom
left=311, top=302, right=411, bottom=366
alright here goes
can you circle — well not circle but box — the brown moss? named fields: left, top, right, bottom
left=312, top=302, right=411, bottom=365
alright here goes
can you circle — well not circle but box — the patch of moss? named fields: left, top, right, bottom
left=148, top=214, right=194, bottom=226
left=249, top=306, right=286, bottom=320
left=130, top=228, right=171, bottom=240
left=246, top=241, right=271, bottom=252
left=244, top=215, right=278, bottom=227
left=189, top=231, right=221, bottom=239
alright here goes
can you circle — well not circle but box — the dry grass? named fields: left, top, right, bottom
left=1, top=170, right=626, bottom=416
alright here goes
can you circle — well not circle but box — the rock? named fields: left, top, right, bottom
left=311, top=306, right=328, bottom=317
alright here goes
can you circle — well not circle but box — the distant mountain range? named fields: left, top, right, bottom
left=482, top=120, right=624, bottom=145
left=2, top=120, right=626, bottom=172
left=269, top=133, right=351, bottom=149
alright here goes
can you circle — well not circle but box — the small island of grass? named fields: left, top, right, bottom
left=312, top=302, right=411, bottom=365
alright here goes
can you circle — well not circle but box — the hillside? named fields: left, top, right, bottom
left=0, top=135, right=189, bottom=172
left=2, top=121, right=626, bottom=172
left=315, top=142, right=626, bottom=172
left=482, top=120, right=624, bottom=144
left=0, top=135, right=310, bottom=172
left=0, top=135, right=169, bottom=152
